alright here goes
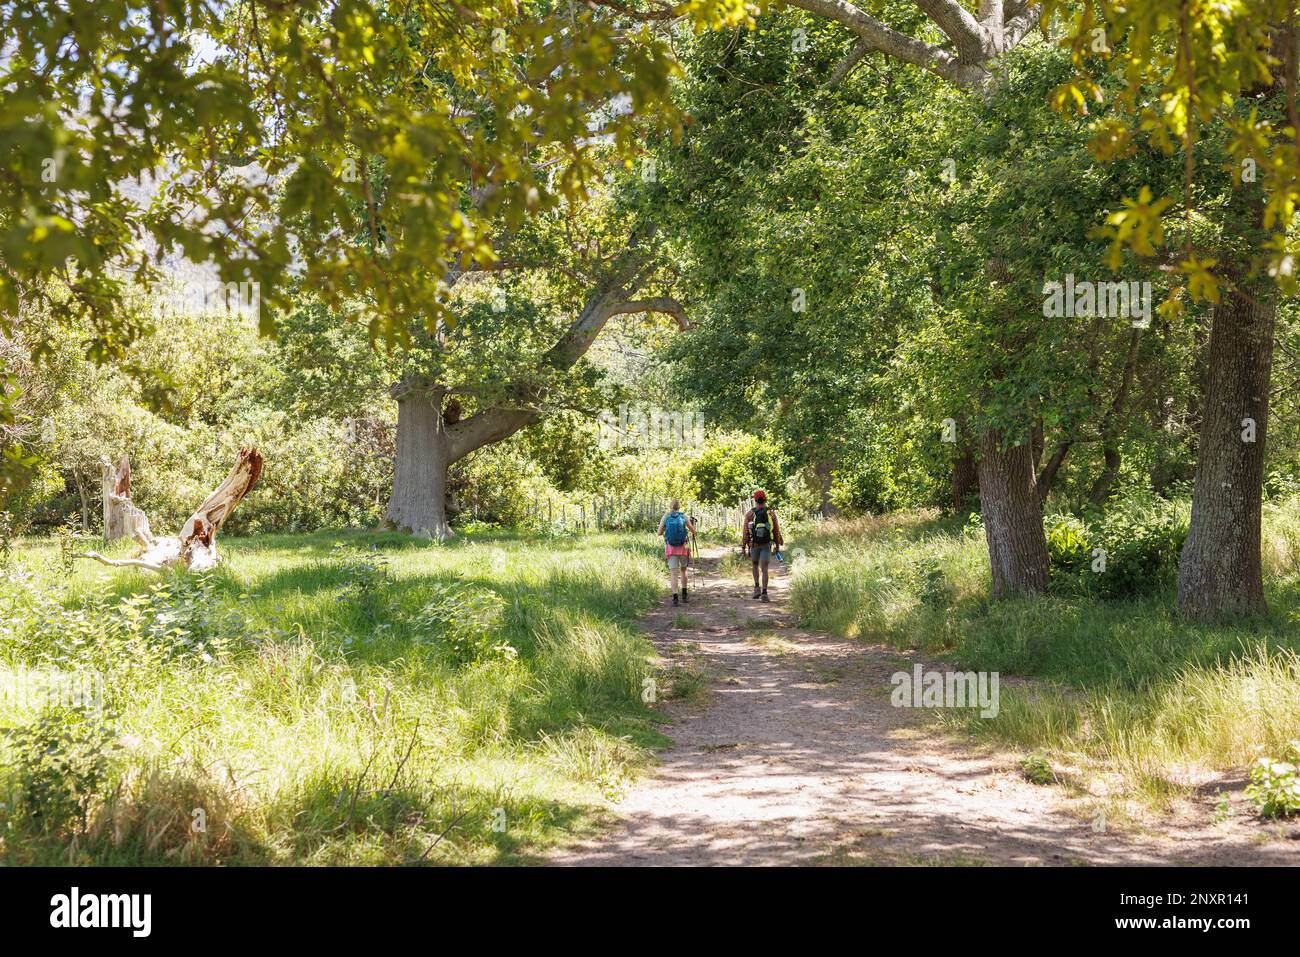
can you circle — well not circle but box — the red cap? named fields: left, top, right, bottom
left=753, top=489, right=766, bottom=501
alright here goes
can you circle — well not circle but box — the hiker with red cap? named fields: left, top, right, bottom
left=741, top=489, right=783, bottom=601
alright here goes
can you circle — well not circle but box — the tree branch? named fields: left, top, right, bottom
left=826, top=37, right=873, bottom=87
left=606, top=297, right=690, bottom=330
left=1003, top=1, right=1042, bottom=50
left=785, top=0, right=970, bottom=85
left=585, top=0, right=679, bottom=21
left=77, top=552, right=167, bottom=573
left=913, top=0, right=988, bottom=57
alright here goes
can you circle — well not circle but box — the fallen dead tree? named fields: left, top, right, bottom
left=79, top=447, right=263, bottom=572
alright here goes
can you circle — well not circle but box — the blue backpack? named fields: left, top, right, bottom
left=664, top=511, right=688, bottom=546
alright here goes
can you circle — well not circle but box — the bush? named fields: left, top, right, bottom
left=1045, top=514, right=1093, bottom=580
left=1246, top=741, right=1300, bottom=818
left=1092, top=499, right=1188, bottom=599
left=5, top=706, right=121, bottom=836
left=410, top=582, right=515, bottom=665
left=1045, top=497, right=1188, bottom=599
left=689, top=432, right=789, bottom=505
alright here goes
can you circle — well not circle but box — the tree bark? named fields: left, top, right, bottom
left=1175, top=28, right=1293, bottom=618
left=814, top=458, right=838, bottom=518
left=384, top=385, right=453, bottom=539
left=952, top=444, right=979, bottom=512
left=100, top=454, right=152, bottom=544
left=79, top=447, right=262, bottom=572
left=977, top=428, right=1049, bottom=598
left=1176, top=284, right=1276, bottom=618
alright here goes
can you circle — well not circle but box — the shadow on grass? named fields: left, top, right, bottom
left=0, top=771, right=608, bottom=866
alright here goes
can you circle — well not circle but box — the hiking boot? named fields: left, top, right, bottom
left=760, top=590, right=769, bottom=602
left=752, top=586, right=761, bottom=599
left=681, top=589, right=689, bottom=603
left=672, top=593, right=679, bottom=606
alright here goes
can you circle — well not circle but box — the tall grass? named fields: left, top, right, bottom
left=0, top=529, right=668, bottom=864
left=788, top=500, right=1300, bottom=805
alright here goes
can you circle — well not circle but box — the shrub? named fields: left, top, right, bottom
left=410, top=582, right=514, bottom=665
left=1246, top=741, right=1300, bottom=818
left=1045, top=498, right=1188, bottom=599
left=689, top=433, right=789, bottom=505
left=1045, top=514, right=1093, bottom=581
left=1092, top=500, right=1188, bottom=599
left=5, top=706, right=121, bottom=836
left=1019, top=751, right=1057, bottom=785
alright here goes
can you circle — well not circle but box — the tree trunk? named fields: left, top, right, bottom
left=952, top=444, right=979, bottom=513
left=1176, top=285, right=1276, bottom=618
left=100, top=455, right=152, bottom=544
left=814, top=458, right=837, bottom=518
left=1035, top=440, right=1071, bottom=503
left=1177, top=37, right=1291, bottom=618
left=79, top=447, right=262, bottom=572
left=1087, top=326, right=1142, bottom=506
left=977, top=429, right=1049, bottom=598
left=384, top=386, right=452, bottom=539
left=74, top=471, right=91, bottom=531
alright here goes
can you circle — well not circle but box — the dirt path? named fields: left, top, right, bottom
left=551, top=547, right=1300, bottom=866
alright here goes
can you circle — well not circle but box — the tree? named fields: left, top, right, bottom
left=1048, top=1, right=1300, bottom=616
left=613, top=0, right=1065, bottom=591
left=79, top=448, right=263, bottom=571
left=384, top=214, right=688, bottom=538
left=785, top=0, right=1043, bottom=90
left=653, top=15, right=1184, bottom=597
left=0, top=0, right=679, bottom=502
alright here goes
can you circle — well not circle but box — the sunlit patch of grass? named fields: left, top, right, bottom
left=745, top=632, right=801, bottom=656
left=790, top=504, right=1300, bottom=809
left=0, top=529, right=677, bottom=864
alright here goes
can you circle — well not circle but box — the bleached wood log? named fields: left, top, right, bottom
left=79, top=447, right=262, bottom=573
left=99, top=455, right=153, bottom=544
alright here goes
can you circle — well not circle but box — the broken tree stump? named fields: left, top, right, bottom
left=100, top=455, right=152, bottom=544
left=80, top=447, right=263, bottom=572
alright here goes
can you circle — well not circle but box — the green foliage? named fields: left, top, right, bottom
left=55, top=513, right=90, bottom=575
left=1093, top=500, right=1189, bottom=599
left=5, top=706, right=121, bottom=836
left=1246, top=742, right=1300, bottom=818
left=1045, top=496, right=1189, bottom=599
left=689, top=433, right=789, bottom=505
left=0, top=529, right=668, bottom=864
left=1018, top=752, right=1057, bottom=786
left=453, top=441, right=555, bottom=529
left=0, top=0, right=677, bottom=349
left=0, top=511, right=13, bottom=566
left=411, top=583, right=514, bottom=666
left=1046, top=514, right=1093, bottom=578
left=1047, top=0, right=1300, bottom=304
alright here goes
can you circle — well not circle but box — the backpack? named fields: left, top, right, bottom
left=749, top=506, right=772, bottom=546
left=664, top=511, right=688, bottom=547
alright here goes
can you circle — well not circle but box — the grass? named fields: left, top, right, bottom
left=0, top=528, right=674, bottom=864
left=787, top=501, right=1300, bottom=809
